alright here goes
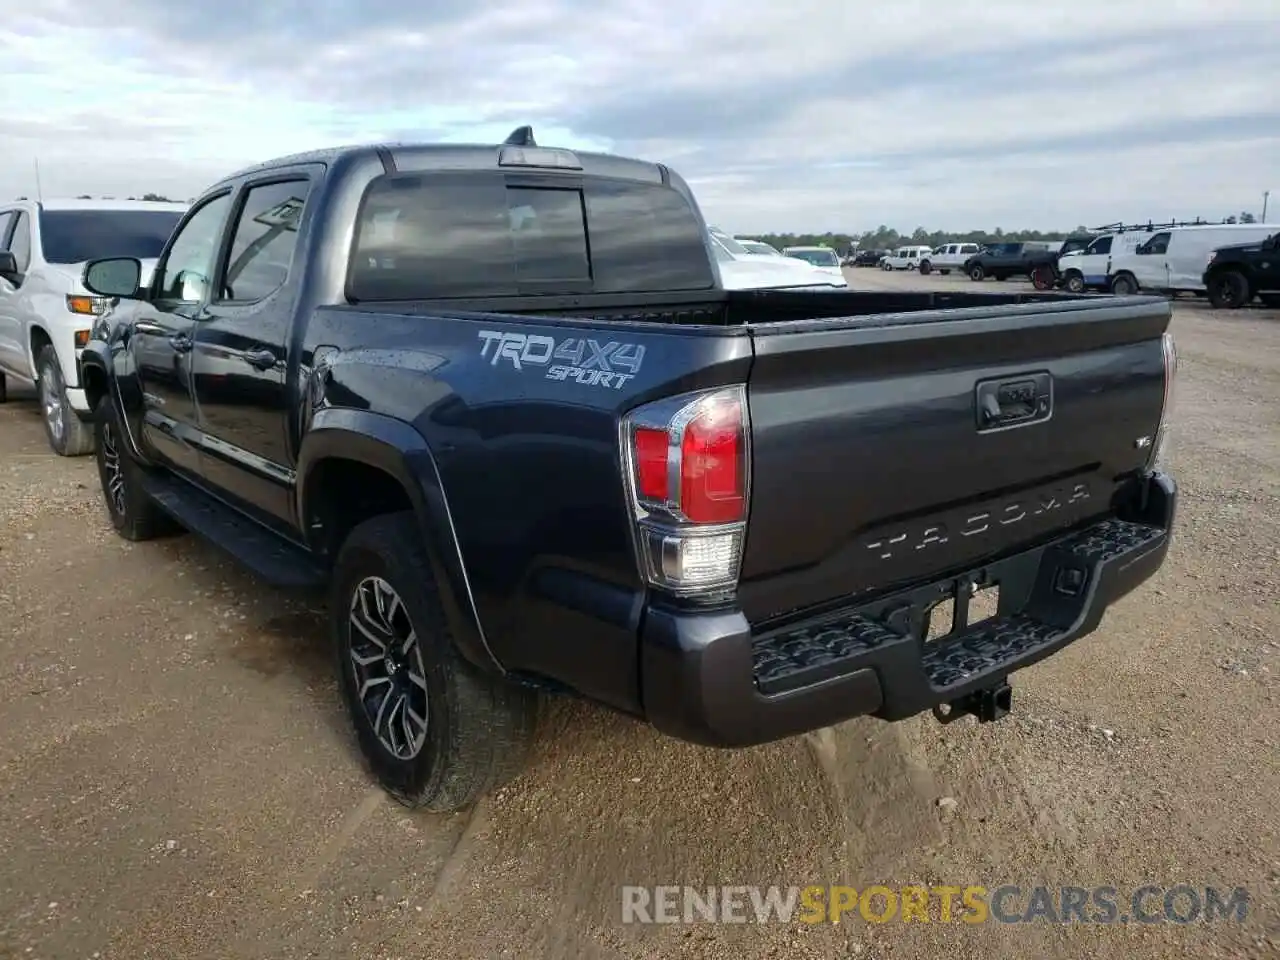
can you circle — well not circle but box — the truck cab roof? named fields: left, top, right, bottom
left=219, top=137, right=670, bottom=191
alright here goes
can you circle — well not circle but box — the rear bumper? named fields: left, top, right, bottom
left=640, top=471, right=1177, bottom=748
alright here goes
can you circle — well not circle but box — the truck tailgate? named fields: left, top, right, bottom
left=738, top=298, right=1171, bottom=623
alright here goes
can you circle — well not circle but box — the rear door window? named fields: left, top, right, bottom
left=347, top=173, right=715, bottom=300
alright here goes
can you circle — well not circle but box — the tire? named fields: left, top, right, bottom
left=331, top=512, right=538, bottom=812
left=1207, top=270, right=1250, bottom=309
left=1063, top=271, right=1085, bottom=294
left=0, top=372, right=7, bottom=403
left=94, top=395, right=175, bottom=541
left=36, top=345, right=94, bottom=456
left=968, top=265, right=985, bottom=281
left=940, top=269, right=951, bottom=276
left=1031, top=266, right=1054, bottom=291
left=919, top=261, right=932, bottom=275
left=1110, top=274, right=1138, bottom=296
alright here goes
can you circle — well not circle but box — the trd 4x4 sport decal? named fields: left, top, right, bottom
left=477, top=329, right=646, bottom=390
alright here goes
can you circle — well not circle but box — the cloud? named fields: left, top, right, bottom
left=2, top=0, right=1277, bottom=232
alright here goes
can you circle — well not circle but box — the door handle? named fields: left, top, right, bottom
left=169, top=333, right=193, bottom=353
left=243, top=348, right=278, bottom=370
left=135, top=321, right=166, bottom=336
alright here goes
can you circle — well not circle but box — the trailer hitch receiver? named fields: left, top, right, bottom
left=933, top=679, right=1013, bottom=725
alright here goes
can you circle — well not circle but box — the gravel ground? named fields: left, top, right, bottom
left=0, top=271, right=1277, bottom=960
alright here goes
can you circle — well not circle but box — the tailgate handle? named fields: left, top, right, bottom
left=976, top=373, right=1052, bottom=431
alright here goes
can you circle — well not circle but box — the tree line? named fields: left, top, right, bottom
left=12, top=193, right=184, bottom=202
left=748, top=211, right=1263, bottom=254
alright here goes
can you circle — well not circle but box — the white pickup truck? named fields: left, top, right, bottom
left=711, top=231, right=848, bottom=290
left=919, top=242, right=982, bottom=275
left=0, top=198, right=188, bottom=454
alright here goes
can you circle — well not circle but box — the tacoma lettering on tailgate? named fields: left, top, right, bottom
left=865, top=482, right=1092, bottom=560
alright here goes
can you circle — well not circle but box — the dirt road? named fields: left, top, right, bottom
left=1, top=274, right=1277, bottom=959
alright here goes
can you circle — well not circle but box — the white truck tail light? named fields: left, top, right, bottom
left=620, top=386, right=749, bottom=598
left=1146, top=331, right=1177, bottom=472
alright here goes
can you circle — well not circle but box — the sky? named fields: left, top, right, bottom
left=2, top=0, right=1278, bottom=235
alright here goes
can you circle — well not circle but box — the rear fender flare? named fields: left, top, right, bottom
left=296, top=408, right=500, bottom=674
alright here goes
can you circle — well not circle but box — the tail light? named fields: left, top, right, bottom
left=620, top=385, right=749, bottom=599
left=1146, top=331, right=1177, bottom=471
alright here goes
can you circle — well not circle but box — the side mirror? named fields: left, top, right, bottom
left=0, top=250, right=17, bottom=278
left=83, top=257, right=144, bottom=298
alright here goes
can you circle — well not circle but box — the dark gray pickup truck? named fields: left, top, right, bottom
left=77, top=128, right=1178, bottom=811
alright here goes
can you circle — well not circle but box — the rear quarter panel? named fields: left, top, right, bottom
left=303, top=307, right=751, bottom=712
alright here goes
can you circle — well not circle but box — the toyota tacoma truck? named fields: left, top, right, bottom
left=77, top=128, right=1179, bottom=812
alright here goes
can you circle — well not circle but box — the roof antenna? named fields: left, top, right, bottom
left=34, top=157, right=44, bottom=202
left=504, top=125, right=536, bottom=147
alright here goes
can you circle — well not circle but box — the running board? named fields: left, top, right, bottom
left=139, top=473, right=327, bottom=590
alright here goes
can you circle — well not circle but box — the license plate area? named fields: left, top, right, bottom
left=925, top=579, right=1001, bottom=642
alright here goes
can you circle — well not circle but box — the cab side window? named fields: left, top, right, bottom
left=0, top=211, right=14, bottom=257
left=218, top=180, right=309, bottom=303
left=8, top=212, right=31, bottom=273
left=154, top=193, right=232, bottom=302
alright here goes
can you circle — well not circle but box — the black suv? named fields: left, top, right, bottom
left=1203, top=232, right=1280, bottom=309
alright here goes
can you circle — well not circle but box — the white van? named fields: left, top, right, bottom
left=1055, top=231, right=1151, bottom=293
left=881, top=245, right=934, bottom=271
left=919, top=242, right=981, bottom=275
left=1107, top=224, right=1280, bottom=295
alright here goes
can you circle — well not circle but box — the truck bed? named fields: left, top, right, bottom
left=322, top=289, right=1170, bottom=630
left=349, top=288, right=1103, bottom=328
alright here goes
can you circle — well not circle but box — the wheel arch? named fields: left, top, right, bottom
left=28, top=323, right=54, bottom=373
left=297, top=407, right=500, bottom=675
left=1110, top=270, right=1138, bottom=292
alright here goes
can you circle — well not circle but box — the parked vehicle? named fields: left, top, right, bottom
left=963, top=242, right=1056, bottom=282
left=1055, top=236, right=1095, bottom=258
left=1057, top=233, right=1135, bottom=293
left=1203, top=231, right=1280, bottom=309
left=880, top=245, right=934, bottom=271
left=919, top=243, right=981, bottom=276
left=1055, top=221, right=1236, bottom=294
left=1027, top=236, right=1099, bottom=291
left=780, top=245, right=846, bottom=284
left=1106, top=224, right=1279, bottom=296
left=736, top=239, right=785, bottom=257
left=78, top=129, right=1179, bottom=813
left=711, top=230, right=848, bottom=290
left=0, top=199, right=188, bottom=454
left=852, top=248, right=889, bottom=267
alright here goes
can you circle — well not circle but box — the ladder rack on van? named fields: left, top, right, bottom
left=1091, top=218, right=1228, bottom=234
